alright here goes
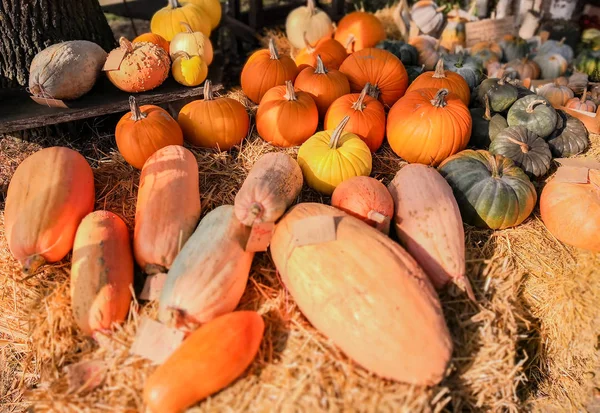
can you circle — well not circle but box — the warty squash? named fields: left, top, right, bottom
left=334, top=11, right=386, bottom=53
left=407, top=58, right=471, bottom=106
left=285, top=0, right=334, bottom=49
left=150, top=0, right=211, bottom=41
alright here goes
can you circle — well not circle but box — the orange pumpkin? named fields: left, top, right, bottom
left=387, top=88, right=471, bottom=166
left=241, top=38, right=298, bottom=104
left=407, top=58, right=471, bottom=106
left=564, top=89, right=597, bottom=113
left=115, top=96, right=183, bottom=169
left=324, top=83, right=386, bottom=152
left=256, top=80, right=318, bottom=147
left=334, top=11, right=386, bottom=53
left=339, top=48, right=408, bottom=107
left=294, top=55, right=350, bottom=118
left=178, top=80, right=250, bottom=150
left=294, top=35, right=347, bottom=71
left=132, top=32, right=170, bottom=53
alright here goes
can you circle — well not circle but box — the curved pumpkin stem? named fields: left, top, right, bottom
left=268, top=38, right=280, bottom=60
left=505, top=136, right=530, bottom=153
left=581, top=88, right=588, bottom=103
left=119, top=37, right=134, bottom=53
left=329, top=115, right=350, bottom=149
left=483, top=94, right=492, bottom=121
left=314, top=55, right=328, bottom=74
left=168, top=0, right=181, bottom=8
left=432, top=59, right=446, bottom=79
left=22, top=254, right=45, bottom=276
left=558, top=37, right=566, bottom=46
left=203, top=80, right=215, bottom=100
left=352, top=83, right=370, bottom=112
left=145, top=264, right=168, bottom=275
left=129, top=96, right=146, bottom=121
left=283, top=80, right=297, bottom=101
left=526, top=99, right=547, bottom=114
left=430, top=88, right=449, bottom=108
left=180, top=21, right=194, bottom=33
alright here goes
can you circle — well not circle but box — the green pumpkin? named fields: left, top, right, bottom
left=546, top=110, right=590, bottom=157
left=376, top=40, right=419, bottom=67
left=499, top=35, right=530, bottom=62
left=507, top=95, right=557, bottom=138
left=469, top=94, right=494, bottom=148
left=489, top=126, right=552, bottom=178
left=489, top=113, right=508, bottom=141
left=477, top=77, right=518, bottom=112
left=443, top=53, right=482, bottom=90
left=575, top=50, right=600, bottom=82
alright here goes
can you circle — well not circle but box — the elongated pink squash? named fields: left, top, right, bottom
left=234, top=152, right=303, bottom=226
left=388, top=164, right=474, bottom=300
left=270, top=202, right=452, bottom=385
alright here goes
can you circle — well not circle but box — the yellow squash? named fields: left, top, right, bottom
left=172, top=51, right=208, bottom=86
left=186, top=0, right=222, bottom=29
left=151, top=0, right=211, bottom=41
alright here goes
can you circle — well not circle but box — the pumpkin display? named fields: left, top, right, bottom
left=115, top=96, right=184, bottom=170
left=499, top=35, right=529, bottom=62
left=564, top=89, right=597, bottom=113
left=339, top=48, right=408, bottom=107
left=297, top=116, right=372, bottom=195
left=270, top=203, right=453, bottom=385
left=171, top=51, right=208, bottom=86
left=546, top=110, right=589, bottom=157
left=331, top=176, right=394, bottom=233
left=504, top=56, right=540, bottom=80
left=134, top=146, right=201, bottom=274
left=442, top=53, right=482, bottom=90
left=575, top=50, right=600, bottom=82
left=133, top=33, right=170, bottom=53
left=540, top=169, right=600, bottom=253
left=234, top=152, right=303, bottom=226
left=471, top=41, right=502, bottom=67
left=533, top=53, right=568, bottom=79
left=410, top=0, right=444, bottom=35
left=324, top=83, right=386, bottom=152
left=106, top=38, right=170, bottom=93
left=537, top=81, right=574, bottom=107
left=169, top=22, right=214, bottom=64
left=334, top=11, right=386, bottom=53
left=178, top=80, right=249, bottom=150
left=5, top=147, right=95, bottom=275
left=150, top=0, right=210, bottom=41
left=469, top=95, right=493, bottom=148
left=388, top=164, right=474, bottom=300
left=409, top=35, right=448, bottom=70
left=376, top=40, right=418, bottom=67
left=71, top=211, right=133, bottom=337
left=489, top=126, right=552, bottom=178
left=28, top=40, right=107, bottom=100
left=387, top=88, right=471, bottom=166
left=186, top=0, right=221, bottom=29
left=256, top=81, right=318, bottom=147
left=144, top=311, right=264, bottom=413
left=241, top=39, right=298, bottom=104
left=477, top=77, right=518, bottom=112
left=407, top=59, right=471, bottom=105
left=294, top=36, right=347, bottom=71
left=438, top=150, right=536, bottom=229
left=158, top=206, right=254, bottom=327
left=507, top=95, right=557, bottom=138
left=294, top=56, right=350, bottom=117
left=538, top=37, right=574, bottom=62
left=285, top=0, right=334, bottom=49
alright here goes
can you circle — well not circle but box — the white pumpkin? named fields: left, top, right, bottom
left=285, top=0, right=334, bottom=49
left=410, top=0, right=445, bottom=35
left=169, top=22, right=214, bottom=65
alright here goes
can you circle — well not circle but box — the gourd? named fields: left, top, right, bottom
left=241, top=39, right=298, bottom=104
left=533, top=53, right=568, bottom=79
left=504, top=56, right=540, bottom=80
left=28, top=40, right=106, bottom=100
left=234, top=152, right=303, bottom=226
left=471, top=41, right=502, bottom=67
left=294, top=36, right=347, bottom=71
left=477, top=77, right=518, bottom=112
left=564, top=89, right=597, bottom=113
left=331, top=176, right=394, bottom=233
left=439, top=7, right=468, bottom=52
left=297, top=116, right=372, bottom=195
left=178, top=80, right=250, bottom=150
left=546, top=110, right=589, bottom=157
left=186, top=0, right=221, bottom=29
left=407, top=58, right=471, bottom=105
left=469, top=95, right=493, bottom=148
left=269, top=203, right=453, bottom=385
left=540, top=169, right=600, bottom=252
left=567, top=71, right=588, bottom=95
left=388, top=164, right=474, bottom=299
left=410, top=0, right=444, bottom=35
left=5, top=147, right=95, bottom=275
left=106, top=38, right=170, bottom=93
left=256, top=81, right=318, bottom=147
left=538, top=37, right=574, bottom=62
left=507, top=95, right=557, bottom=138
left=144, top=311, right=264, bottom=413
left=339, top=48, right=408, bottom=107
left=536, top=81, right=574, bottom=107
left=438, top=149, right=536, bottom=229
left=489, top=113, right=509, bottom=142
left=324, top=83, right=386, bottom=152
left=158, top=206, right=254, bottom=328
left=134, top=146, right=201, bottom=275
left=150, top=0, right=211, bottom=41
left=285, top=0, right=334, bottom=49
left=115, top=96, right=184, bottom=170
left=387, top=88, right=471, bottom=166
left=171, top=51, right=208, bottom=86
left=294, top=55, right=350, bottom=118
left=170, top=22, right=214, bottom=64
left=499, top=35, right=530, bottom=62
left=334, top=11, right=386, bottom=53
left=133, top=33, right=170, bottom=53
left=71, top=211, right=133, bottom=336
left=489, top=126, right=552, bottom=178
left=409, top=35, right=448, bottom=70
left=575, top=50, right=600, bottom=82
left=442, top=53, right=482, bottom=90
left=375, top=40, right=418, bottom=67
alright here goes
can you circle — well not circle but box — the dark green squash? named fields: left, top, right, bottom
left=376, top=40, right=419, bottom=67
left=477, top=77, right=518, bottom=112
left=443, top=53, right=482, bottom=90
left=499, top=35, right=530, bottom=62
left=438, top=149, right=537, bottom=229
left=489, top=126, right=552, bottom=178
left=406, top=64, right=426, bottom=84
left=469, top=95, right=493, bottom=148
left=489, top=113, right=508, bottom=141
left=546, top=110, right=590, bottom=157
left=507, top=95, right=557, bottom=138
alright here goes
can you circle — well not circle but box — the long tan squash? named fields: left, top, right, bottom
left=158, top=205, right=254, bottom=328
left=134, top=145, right=201, bottom=274
left=71, top=211, right=134, bottom=336
left=234, top=152, right=303, bottom=226
left=270, top=202, right=452, bottom=385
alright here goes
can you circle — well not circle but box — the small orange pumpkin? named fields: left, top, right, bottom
left=407, top=58, right=471, bottom=106
left=133, top=32, right=170, bottom=53
left=564, top=89, right=597, bottom=113
left=294, top=35, right=348, bottom=71
left=334, top=11, right=386, bottom=53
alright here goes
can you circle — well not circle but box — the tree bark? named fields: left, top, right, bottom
left=0, top=0, right=116, bottom=89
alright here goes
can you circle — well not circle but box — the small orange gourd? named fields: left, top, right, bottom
left=407, top=59, right=471, bottom=106
left=564, top=89, right=597, bottom=113
left=294, top=35, right=347, bottom=71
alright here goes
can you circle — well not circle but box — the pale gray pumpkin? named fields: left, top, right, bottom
left=507, top=95, right=557, bottom=138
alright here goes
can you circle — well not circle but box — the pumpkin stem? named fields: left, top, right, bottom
left=180, top=21, right=194, bottom=33
left=505, top=136, right=530, bottom=153
left=203, top=80, right=215, bottom=100
left=483, top=94, right=492, bottom=121
left=303, top=32, right=316, bottom=53
left=345, top=34, right=355, bottom=52
left=581, top=88, right=588, bottom=103
left=129, top=96, right=146, bottom=121
left=248, top=203, right=264, bottom=223
left=352, top=83, right=370, bottom=111
left=119, top=37, right=134, bottom=53
left=307, top=0, right=316, bottom=15
left=432, top=59, right=446, bottom=79
left=145, top=264, right=168, bottom=275
left=315, top=55, right=328, bottom=74
left=329, top=115, right=350, bottom=149
left=368, top=84, right=381, bottom=100
left=455, top=53, right=464, bottom=68
left=526, top=99, right=547, bottom=113
left=168, top=0, right=180, bottom=8
left=172, top=50, right=191, bottom=61
left=367, top=210, right=387, bottom=224
left=430, top=88, right=449, bottom=108
left=490, top=155, right=501, bottom=178
left=283, top=80, right=297, bottom=101
left=558, top=37, right=566, bottom=46
left=22, top=254, right=45, bottom=276
left=268, top=38, right=280, bottom=60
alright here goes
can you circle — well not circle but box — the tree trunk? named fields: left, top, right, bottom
left=0, top=0, right=116, bottom=89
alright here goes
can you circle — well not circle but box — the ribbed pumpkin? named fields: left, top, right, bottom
left=504, top=56, right=540, bottom=80
left=256, top=81, right=318, bottom=147
left=169, top=22, right=214, bottom=64
left=442, top=53, right=482, bottom=90
left=5, top=147, right=95, bottom=275
left=334, top=11, right=386, bottom=53
left=489, top=126, right=552, bottom=178
left=178, top=80, right=249, bottom=150
left=297, top=116, right=372, bottom=195
left=339, top=48, right=408, bottom=107
left=477, top=77, right=518, bottom=112
left=507, top=95, right=557, bottom=138
left=438, top=150, right=536, bottom=229
left=546, top=110, right=589, bottom=157
left=565, top=89, right=597, bottom=113
left=409, top=35, right=447, bottom=70
left=285, top=0, right=334, bottom=49
left=150, top=0, right=211, bottom=41
left=324, top=83, right=386, bottom=152
left=171, top=51, right=208, bottom=87
left=407, top=59, right=471, bottom=105
left=186, top=0, right=221, bottom=29
left=270, top=203, right=453, bottom=385
left=387, top=88, right=471, bottom=166
left=294, top=55, right=350, bottom=117
left=116, top=96, right=184, bottom=170
left=537, top=81, right=574, bottom=107
left=133, top=33, right=170, bottom=53
left=294, top=36, right=347, bottom=71
left=241, top=39, right=298, bottom=104
left=534, top=53, right=568, bottom=79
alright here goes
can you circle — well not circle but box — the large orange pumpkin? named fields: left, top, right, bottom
left=324, top=83, right=386, bottom=152
left=294, top=36, right=347, bottom=71
left=387, top=88, right=471, bottom=166
left=240, top=39, right=298, bottom=104
left=339, top=48, right=408, bottom=107
left=407, top=58, right=471, bottom=106
left=256, top=80, right=318, bottom=147
left=5, top=147, right=95, bottom=274
left=133, top=32, right=170, bottom=53
left=178, top=80, right=250, bottom=150
left=334, top=11, right=386, bottom=53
